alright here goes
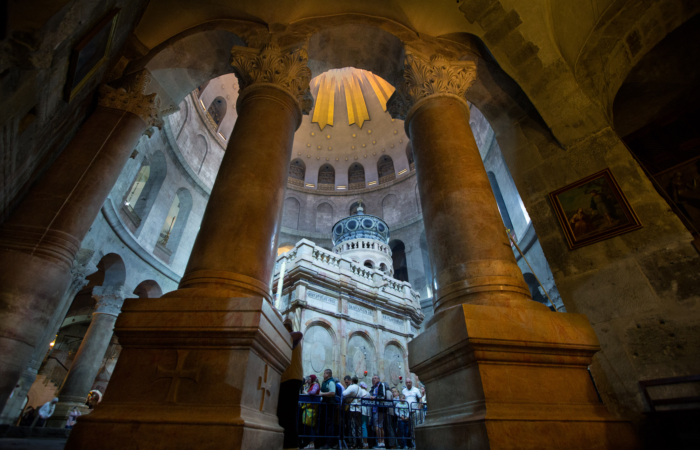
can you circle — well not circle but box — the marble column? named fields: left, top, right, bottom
left=66, top=44, right=310, bottom=450
left=0, top=70, right=163, bottom=409
left=388, top=53, right=638, bottom=449
left=48, top=286, right=127, bottom=428
left=0, top=260, right=96, bottom=424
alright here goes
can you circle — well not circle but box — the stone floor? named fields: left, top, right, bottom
left=0, top=439, right=67, bottom=450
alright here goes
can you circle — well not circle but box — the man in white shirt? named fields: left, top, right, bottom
left=36, top=398, right=58, bottom=427
left=342, top=377, right=362, bottom=448
left=401, top=379, right=422, bottom=448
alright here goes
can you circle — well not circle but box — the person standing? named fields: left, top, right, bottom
left=303, top=375, right=321, bottom=449
left=277, top=319, right=304, bottom=450
left=66, top=406, right=81, bottom=429
left=369, top=375, right=386, bottom=449
left=401, top=379, right=422, bottom=448
left=319, top=369, right=340, bottom=449
left=383, top=384, right=396, bottom=448
left=395, top=395, right=410, bottom=449
left=36, top=398, right=58, bottom=427
left=343, top=377, right=362, bottom=448
left=359, top=382, right=371, bottom=449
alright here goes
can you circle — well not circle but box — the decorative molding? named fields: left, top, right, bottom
left=92, top=285, right=129, bottom=316
left=230, top=44, right=313, bottom=114
left=99, top=70, right=166, bottom=132
left=387, top=53, right=477, bottom=120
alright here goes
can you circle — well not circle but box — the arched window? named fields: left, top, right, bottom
left=364, top=260, right=374, bottom=269
left=390, top=240, right=409, bottom=282
left=121, top=152, right=167, bottom=235
left=349, top=200, right=364, bottom=216
left=349, top=163, right=365, bottom=190
left=154, top=188, right=193, bottom=264
left=378, top=155, right=395, bottom=184
left=288, top=159, right=305, bottom=187
left=316, top=202, right=334, bottom=233
left=406, top=143, right=415, bottom=171
left=207, top=96, right=227, bottom=129
left=486, top=171, right=517, bottom=242
left=282, top=197, right=300, bottom=229
left=133, top=280, right=163, bottom=298
left=318, top=164, right=335, bottom=190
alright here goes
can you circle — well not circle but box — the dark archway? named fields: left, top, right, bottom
left=207, top=96, right=227, bottom=129
left=348, top=163, right=365, bottom=190
left=133, top=280, right=163, bottom=298
left=389, top=240, right=408, bottom=282
left=378, top=155, right=395, bottom=184
left=318, top=163, right=335, bottom=191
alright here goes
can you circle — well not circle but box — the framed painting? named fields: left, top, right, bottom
left=64, top=9, right=120, bottom=102
left=549, top=168, right=642, bottom=249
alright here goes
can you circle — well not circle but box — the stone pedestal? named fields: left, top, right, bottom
left=65, top=297, right=291, bottom=449
left=389, top=52, right=639, bottom=449
left=409, top=304, right=639, bottom=449
left=48, top=286, right=127, bottom=428
left=65, top=44, right=311, bottom=449
left=0, top=71, right=163, bottom=408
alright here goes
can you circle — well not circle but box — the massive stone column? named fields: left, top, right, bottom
left=47, top=286, right=127, bottom=428
left=0, top=260, right=96, bottom=424
left=66, top=44, right=309, bottom=450
left=388, top=53, right=639, bottom=449
left=0, top=71, right=163, bottom=409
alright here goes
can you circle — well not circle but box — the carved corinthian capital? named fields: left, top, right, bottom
left=230, top=43, right=313, bottom=114
left=98, top=70, right=165, bottom=130
left=92, top=285, right=129, bottom=317
left=387, top=53, right=477, bottom=121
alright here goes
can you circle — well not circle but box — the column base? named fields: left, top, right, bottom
left=64, top=296, right=292, bottom=450
left=408, top=303, right=641, bottom=450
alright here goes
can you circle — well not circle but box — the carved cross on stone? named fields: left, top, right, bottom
left=258, top=364, right=272, bottom=412
left=155, top=349, right=201, bottom=403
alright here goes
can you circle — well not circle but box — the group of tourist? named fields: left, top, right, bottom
left=297, top=370, right=425, bottom=449
left=276, top=319, right=430, bottom=450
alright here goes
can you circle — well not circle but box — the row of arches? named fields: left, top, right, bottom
left=281, top=192, right=412, bottom=231
left=303, top=321, right=409, bottom=387
left=120, top=153, right=193, bottom=264
left=288, top=157, right=398, bottom=190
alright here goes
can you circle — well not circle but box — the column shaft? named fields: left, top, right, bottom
left=407, top=95, right=536, bottom=316
left=0, top=106, right=148, bottom=409
left=175, top=84, right=300, bottom=299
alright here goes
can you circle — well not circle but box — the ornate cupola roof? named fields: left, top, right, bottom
left=331, top=202, right=390, bottom=247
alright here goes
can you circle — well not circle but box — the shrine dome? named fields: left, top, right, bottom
left=331, top=204, right=390, bottom=247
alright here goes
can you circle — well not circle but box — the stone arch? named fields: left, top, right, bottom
left=346, top=330, right=377, bottom=380
left=303, top=321, right=337, bottom=377
left=207, top=96, right=227, bottom=129
left=377, top=155, right=395, bottom=184
left=363, top=260, right=374, bottom=269
left=133, top=280, right=163, bottom=298
left=156, top=188, right=193, bottom=262
left=122, top=151, right=167, bottom=236
left=306, top=23, right=405, bottom=87
left=318, top=163, right=335, bottom=190
left=316, top=202, right=334, bottom=233
left=382, top=193, right=400, bottom=224
left=389, top=239, right=408, bottom=283
left=97, top=253, right=127, bottom=287
left=193, top=134, right=209, bottom=175
left=282, top=197, right=301, bottom=229
left=348, top=163, right=365, bottom=190
left=383, top=341, right=406, bottom=388
left=348, top=197, right=366, bottom=216
left=289, top=158, right=306, bottom=186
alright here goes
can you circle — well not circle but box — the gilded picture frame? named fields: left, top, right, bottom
left=64, top=9, right=120, bottom=102
left=549, top=168, right=643, bottom=250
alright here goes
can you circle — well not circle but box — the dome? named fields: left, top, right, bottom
left=331, top=204, right=390, bottom=246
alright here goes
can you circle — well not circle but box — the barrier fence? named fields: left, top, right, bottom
left=297, top=394, right=426, bottom=449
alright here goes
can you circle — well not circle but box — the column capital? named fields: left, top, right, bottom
left=387, top=52, right=477, bottom=123
left=92, top=285, right=129, bottom=317
left=69, top=261, right=98, bottom=293
left=98, top=70, right=166, bottom=132
left=230, top=43, right=313, bottom=114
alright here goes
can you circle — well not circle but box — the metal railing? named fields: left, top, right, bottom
left=297, top=394, right=426, bottom=449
